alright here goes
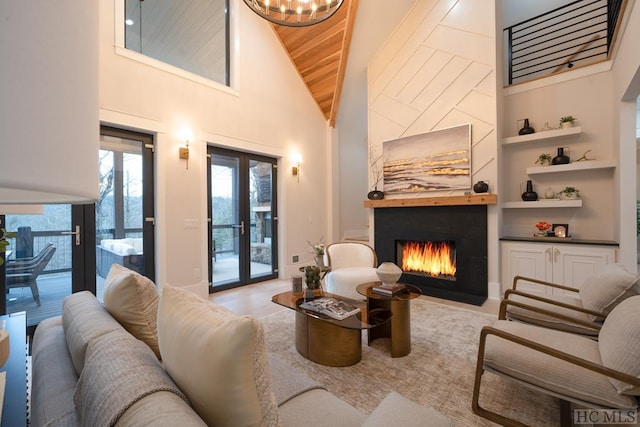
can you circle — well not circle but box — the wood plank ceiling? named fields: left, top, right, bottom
left=271, top=0, right=359, bottom=127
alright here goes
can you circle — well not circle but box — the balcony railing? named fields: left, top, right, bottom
left=504, top=0, right=625, bottom=85
left=6, top=228, right=142, bottom=276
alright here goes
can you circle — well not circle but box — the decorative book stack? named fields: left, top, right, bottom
left=372, top=283, right=406, bottom=296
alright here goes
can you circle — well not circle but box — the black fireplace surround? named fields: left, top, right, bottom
left=374, top=205, right=487, bottom=305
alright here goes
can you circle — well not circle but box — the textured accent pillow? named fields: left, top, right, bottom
left=62, top=291, right=124, bottom=375
left=157, top=285, right=280, bottom=427
left=599, top=295, right=640, bottom=395
left=579, top=264, right=639, bottom=321
left=103, top=264, right=160, bottom=358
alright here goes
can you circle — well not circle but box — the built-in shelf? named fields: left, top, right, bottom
left=502, top=200, right=582, bottom=208
left=363, top=194, right=497, bottom=208
left=502, top=126, right=582, bottom=145
left=526, top=160, right=616, bottom=175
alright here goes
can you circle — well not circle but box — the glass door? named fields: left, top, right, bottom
left=97, top=126, right=155, bottom=298
left=208, top=147, right=278, bottom=291
left=0, top=205, right=95, bottom=330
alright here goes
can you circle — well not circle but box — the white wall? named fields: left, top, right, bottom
left=611, top=0, right=640, bottom=271
left=367, top=0, right=500, bottom=297
left=502, top=70, right=618, bottom=240
left=333, top=0, right=416, bottom=242
left=99, top=0, right=331, bottom=294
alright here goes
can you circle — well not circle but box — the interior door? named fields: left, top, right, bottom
left=208, top=147, right=278, bottom=291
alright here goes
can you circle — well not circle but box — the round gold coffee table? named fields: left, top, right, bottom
left=272, top=290, right=391, bottom=367
left=356, top=282, right=421, bottom=357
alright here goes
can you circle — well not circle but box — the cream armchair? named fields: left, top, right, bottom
left=473, top=295, right=640, bottom=426
left=324, top=242, right=379, bottom=300
left=500, top=264, right=640, bottom=337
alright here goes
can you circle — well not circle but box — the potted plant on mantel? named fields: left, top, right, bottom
left=559, top=115, right=577, bottom=129
left=559, top=186, right=580, bottom=200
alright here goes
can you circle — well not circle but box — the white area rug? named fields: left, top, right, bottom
left=261, top=298, right=560, bottom=426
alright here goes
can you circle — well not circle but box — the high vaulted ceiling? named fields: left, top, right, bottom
left=271, top=0, right=359, bottom=127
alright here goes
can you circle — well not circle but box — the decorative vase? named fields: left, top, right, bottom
left=518, top=118, right=535, bottom=135
left=545, top=187, right=555, bottom=199
left=552, top=147, right=570, bottom=165
left=561, top=121, right=573, bottom=129
left=367, top=188, right=384, bottom=200
left=304, top=265, right=321, bottom=290
left=473, top=181, right=489, bottom=193
left=376, top=262, right=403, bottom=285
left=521, top=180, right=538, bottom=201
left=315, top=255, right=325, bottom=270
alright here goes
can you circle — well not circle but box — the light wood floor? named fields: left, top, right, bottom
left=209, top=278, right=500, bottom=317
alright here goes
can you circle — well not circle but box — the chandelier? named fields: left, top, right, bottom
left=242, top=0, right=345, bottom=27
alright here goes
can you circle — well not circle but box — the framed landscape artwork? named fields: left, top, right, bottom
left=382, top=124, right=471, bottom=194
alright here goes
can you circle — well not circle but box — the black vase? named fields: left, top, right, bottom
left=518, top=118, right=535, bottom=135
left=521, top=180, right=538, bottom=201
left=552, top=147, right=570, bottom=165
left=367, top=188, right=384, bottom=200
left=473, top=181, right=489, bottom=193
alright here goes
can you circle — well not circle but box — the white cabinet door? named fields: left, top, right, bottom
left=552, top=244, right=616, bottom=294
left=501, top=242, right=616, bottom=296
left=501, top=242, right=553, bottom=294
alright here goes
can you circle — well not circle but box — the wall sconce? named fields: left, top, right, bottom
left=179, top=140, right=190, bottom=169
left=291, top=153, right=302, bottom=183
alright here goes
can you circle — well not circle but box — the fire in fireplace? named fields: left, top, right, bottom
left=398, top=240, right=456, bottom=281
left=374, top=204, right=487, bottom=305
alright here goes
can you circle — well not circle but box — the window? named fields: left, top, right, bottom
left=123, top=0, right=230, bottom=86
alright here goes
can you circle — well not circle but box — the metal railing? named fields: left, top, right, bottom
left=504, top=0, right=625, bottom=85
left=7, top=228, right=142, bottom=275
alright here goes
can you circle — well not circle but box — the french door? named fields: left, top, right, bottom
left=208, top=147, right=278, bottom=291
left=0, top=205, right=95, bottom=331
left=0, top=126, right=155, bottom=331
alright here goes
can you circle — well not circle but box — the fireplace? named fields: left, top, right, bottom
left=374, top=205, right=487, bottom=305
left=397, top=240, right=457, bottom=281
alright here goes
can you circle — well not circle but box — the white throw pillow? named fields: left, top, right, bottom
left=579, top=264, right=639, bottom=321
left=598, top=295, right=640, bottom=395
left=157, top=285, right=280, bottom=427
left=102, top=264, right=160, bottom=358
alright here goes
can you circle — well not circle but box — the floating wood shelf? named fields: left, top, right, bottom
left=363, top=194, right=497, bottom=208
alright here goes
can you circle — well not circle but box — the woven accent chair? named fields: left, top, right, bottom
left=473, top=295, right=640, bottom=427
left=324, top=242, right=379, bottom=300
left=500, top=265, right=640, bottom=337
left=6, top=243, right=56, bottom=306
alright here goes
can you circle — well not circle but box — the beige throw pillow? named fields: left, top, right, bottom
left=579, top=264, right=639, bottom=321
left=157, top=285, right=280, bottom=427
left=103, top=264, right=160, bottom=358
left=598, top=295, right=640, bottom=395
